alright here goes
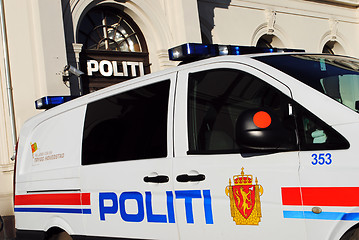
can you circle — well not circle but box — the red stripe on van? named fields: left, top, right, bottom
left=282, top=187, right=359, bottom=207
left=281, top=187, right=302, bottom=205
left=15, top=193, right=90, bottom=206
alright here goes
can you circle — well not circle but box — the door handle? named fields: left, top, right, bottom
left=176, top=174, right=206, bottom=182
left=143, top=175, right=169, bottom=183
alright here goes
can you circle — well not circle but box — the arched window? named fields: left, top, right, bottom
left=322, top=41, right=344, bottom=55
left=322, top=44, right=334, bottom=54
left=256, top=34, right=284, bottom=48
left=78, top=6, right=147, bottom=52
left=256, top=37, right=272, bottom=48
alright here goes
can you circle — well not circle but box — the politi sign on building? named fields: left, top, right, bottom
left=80, top=50, right=150, bottom=93
left=87, top=60, right=144, bottom=77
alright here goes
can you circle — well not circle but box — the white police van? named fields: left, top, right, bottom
left=14, top=43, right=359, bottom=240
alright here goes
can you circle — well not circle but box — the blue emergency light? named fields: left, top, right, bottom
left=168, top=43, right=305, bottom=62
left=35, top=96, right=75, bottom=110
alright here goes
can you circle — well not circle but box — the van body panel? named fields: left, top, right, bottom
left=14, top=105, right=86, bottom=234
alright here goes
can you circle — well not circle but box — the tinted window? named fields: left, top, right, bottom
left=256, top=54, right=359, bottom=112
left=82, top=81, right=170, bottom=165
left=187, top=68, right=296, bottom=154
left=295, top=104, right=350, bottom=150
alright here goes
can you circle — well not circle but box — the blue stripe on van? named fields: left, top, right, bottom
left=14, top=207, right=91, bottom=214
left=283, top=211, right=359, bottom=221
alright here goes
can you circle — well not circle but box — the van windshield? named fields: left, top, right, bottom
left=255, top=54, right=359, bottom=112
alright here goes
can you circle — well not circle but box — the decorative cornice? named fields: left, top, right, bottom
left=306, top=0, right=359, bottom=7
left=0, top=163, right=14, bottom=173
left=157, top=49, right=176, bottom=69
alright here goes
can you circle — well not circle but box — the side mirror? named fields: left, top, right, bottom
left=235, top=109, right=296, bottom=152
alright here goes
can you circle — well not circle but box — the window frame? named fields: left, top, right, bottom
left=174, top=62, right=294, bottom=158
left=293, top=102, right=350, bottom=151
left=81, top=73, right=177, bottom=165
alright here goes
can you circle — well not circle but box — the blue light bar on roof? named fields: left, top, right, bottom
left=168, top=43, right=305, bottom=62
left=35, top=96, right=75, bottom=110
left=168, top=43, right=217, bottom=61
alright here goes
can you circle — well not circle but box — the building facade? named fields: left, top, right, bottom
left=0, top=0, right=359, bottom=237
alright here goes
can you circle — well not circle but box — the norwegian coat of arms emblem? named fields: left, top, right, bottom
left=225, top=167, right=263, bottom=225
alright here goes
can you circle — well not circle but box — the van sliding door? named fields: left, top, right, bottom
left=80, top=74, right=179, bottom=239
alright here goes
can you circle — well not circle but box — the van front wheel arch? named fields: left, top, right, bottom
left=340, top=226, right=359, bottom=240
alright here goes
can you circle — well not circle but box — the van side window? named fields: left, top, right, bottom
left=295, top=105, right=350, bottom=150
left=82, top=80, right=170, bottom=165
left=187, top=68, right=296, bottom=154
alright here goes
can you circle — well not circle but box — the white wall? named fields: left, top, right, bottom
left=199, top=0, right=359, bottom=57
left=0, top=0, right=69, bottom=216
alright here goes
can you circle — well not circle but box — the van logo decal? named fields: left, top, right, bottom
left=99, top=190, right=213, bottom=224
left=30, top=142, right=38, bottom=154
left=225, top=167, right=263, bottom=225
left=29, top=142, right=65, bottom=163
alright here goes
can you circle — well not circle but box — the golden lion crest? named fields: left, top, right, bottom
left=225, top=167, right=263, bottom=225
